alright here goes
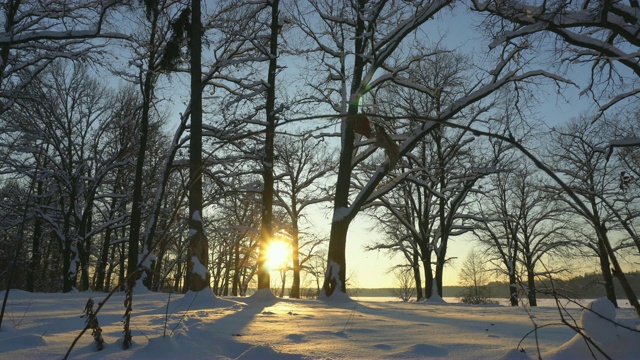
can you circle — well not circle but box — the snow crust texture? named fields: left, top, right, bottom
left=1, top=290, right=639, bottom=359
left=543, top=297, right=640, bottom=360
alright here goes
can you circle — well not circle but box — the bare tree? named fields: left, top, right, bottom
left=291, top=0, right=568, bottom=298
left=0, top=1, right=127, bottom=115
left=390, top=267, right=416, bottom=302
left=472, top=0, right=640, bottom=318
left=547, top=115, right=634, bottom=307
left=6, top=62, right=136, bottom=293
left=472, top=0, right=640, bottom=119
left=208, top=188, right=262, bottom=296
left=476, top=162, right=572, bottom=306
left=458, top=249, right=493, bottom=305
left=274, top=136, right=334, bottom=298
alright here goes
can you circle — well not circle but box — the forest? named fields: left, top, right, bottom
left=2, top=0, right=640, bottom=343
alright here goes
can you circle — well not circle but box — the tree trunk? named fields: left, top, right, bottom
left=95, top=218, right=113, bottom=292
left=151, top=239, right=167, bottom=291
left=257, top=0, right=280, bottom=291
left=412, top=250, right=423, bottom=301
left=508, top=262, right=518, bottom=306
left=597, top=236, right=618, bottom=307
left=123, top=2, right=160, bottom=345
left=118, top=242, right=126, bottom=291
left=61, top=197, right=77, bottom=293
left=323, top=220, right=349, bottom=296
left=26, top=181, right=43, bottom=292
left=77, top=240, right=90, bottom=291
left=186, top=0, right=209, bottom=292
left=526, top=264, right=537, bottom=307
left=435, top=260, right=444, bottom=298
left=423, top=257, right=433, bottom=300
left=322, top=0, right=367, bottom=298
left=290, top=220, right=301, bottom=298
left=280, top=270, right=287, bottom=298
left=598, top=223, right=640, bottom=316
left=62, top=238, right=77, bottom=293
left=232, top=241, right=240, bottom=296
left=104, top=242, right=116, bottom=292
left=434, top=233, right=448, bottom=297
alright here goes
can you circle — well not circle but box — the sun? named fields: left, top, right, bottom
left=265, top=239, right=291, bottom=271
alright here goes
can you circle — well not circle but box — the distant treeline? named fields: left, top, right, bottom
left=343, top=272, right=640, bottom=299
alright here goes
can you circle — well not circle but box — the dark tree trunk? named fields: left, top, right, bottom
left=323, top=220, right=349, bottom=296
left=257, top=0, right=280, bottom=291
left=151, top=238, right=167, bottom=291
left=61, top=197, right=77, bottom=293
left=597, top=236, right=618, bottom=307
left=77, top=204, right=93, bottom=291
left=290, top=219, right=301, bottom=298
left=423, top=257, right=433, bottom=300
left=186, top=0, right=209, bottom=292
left=526, top=263, right=537, bottom=307
left=434, top=261, right=444, bottom=298
left=434, top=246, right=447, bottom=298
left=601, top=230, right=640, bottom=315
left=280, top=270, right=286, bottom=298
left=122, top=4, right=160, bottom=346
left=77, top=241, right=90, bottom=291
left=40, top=238, right=53, bottom=290
left=95, top=221, right=113, bottom=292
left=232, top=241, right=240, bottom=296
left=222, top=255, right=230, bottom=296
left=103, top=242, right=116, bottom=292
left=412, top=250, right=423, bottom=301
left=508, top=263, right=518, bottom=306
left=62, top=238, right=76, bottom=292
left=212, top=257, right=223, bottom=294
left=26, top=180, right=44, bottom=292
left=118, top=242, right=126, bottom=291
left=322, top=0, right=367, bottom=298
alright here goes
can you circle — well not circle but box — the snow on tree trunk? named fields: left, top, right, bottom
left=425, top=280, right=446, bottom=304
left=319, top=261, right=351, bottom=302
left=187, top=0, right=209, bottom=293
left=322, top=212, right=350, bottom=298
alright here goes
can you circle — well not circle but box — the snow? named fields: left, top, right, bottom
left=0, top=290, right=639, bottom=359
left=544, top=298, right=640, bottom=360
left=190, top=256, right=209, bottom=279
left=245, top=288, right=279, bottom=305
left=332, top=207, right=350, bottom=223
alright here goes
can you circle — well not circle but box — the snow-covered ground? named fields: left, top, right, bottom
left=0, top=289, right=638, bottom=359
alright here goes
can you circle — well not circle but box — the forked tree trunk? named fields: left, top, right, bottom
left=322, top=0, right=367, bottom=298
left=597, top=236, right=618, bottom=308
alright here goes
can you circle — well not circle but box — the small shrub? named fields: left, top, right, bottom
left=81, top=298, right=104, bottom=351
left=460, top=293, right=498, bottom=305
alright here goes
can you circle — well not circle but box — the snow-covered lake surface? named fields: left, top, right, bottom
left=0, top=289, right=638, bottom=359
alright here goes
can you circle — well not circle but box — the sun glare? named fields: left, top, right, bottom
left=265, top=240, right=291, bottom=271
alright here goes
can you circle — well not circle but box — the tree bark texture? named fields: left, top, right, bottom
left=187, top=0, right=209, bottom=292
